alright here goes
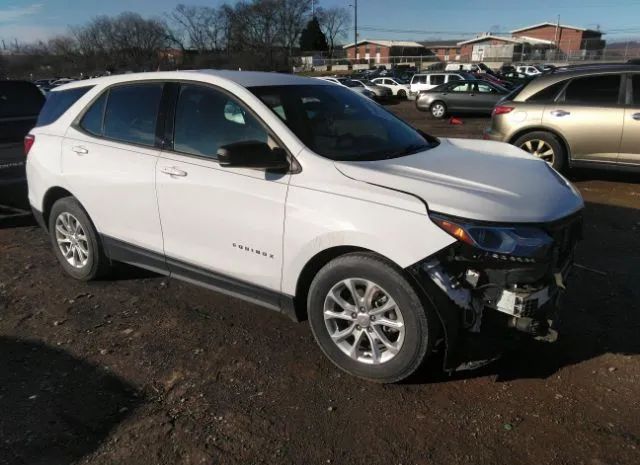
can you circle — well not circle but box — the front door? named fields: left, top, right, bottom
left=61, top=83, right=165, bottom=256
left=619, top=74, right=640, bottom=165
left=155, top=83, right=289, bottom=294
left=542, top=74, right=624, bottom=162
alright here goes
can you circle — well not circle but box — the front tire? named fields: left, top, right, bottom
left=308, top=253, right=434, bottom=383
left=397, top=89, right=407, bottom=99
left=49, top=197, right=111, bottom=281
left=430, top=101, right=447, bottom=119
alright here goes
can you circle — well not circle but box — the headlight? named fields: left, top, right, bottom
left=430, top=213, right=553, bottom=258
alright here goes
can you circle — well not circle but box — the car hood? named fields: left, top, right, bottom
left=334, top=138, right=584, bottom=223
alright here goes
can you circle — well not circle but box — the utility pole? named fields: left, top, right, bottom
left=554, top=15, right=560, bottom=59
left=354, top=0, right=358, bottom=50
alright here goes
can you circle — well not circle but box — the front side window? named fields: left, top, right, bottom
left=430, top=75, right=445, bottom=85
left=250, top=84, right=436, bottom=162
left=563, top=74, right=621, bottom=106
left=102, top=83, right=163, bottom=146
left=448, top=75, right=461, bottom=82
left=173, top=84, right=268, bottom=159
left=477, top=83, right=495, bottom=93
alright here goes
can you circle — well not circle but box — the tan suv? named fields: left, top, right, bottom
left=484, top=65, right=640, bottom=172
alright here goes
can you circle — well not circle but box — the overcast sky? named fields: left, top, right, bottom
left=1, top=0, right=640, bottom=46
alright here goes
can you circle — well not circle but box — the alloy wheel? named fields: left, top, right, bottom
left=55, top=212, right=90, bottom=268
left=323, top=278, right=405, bottom=365
left=520, top=139, right=555, bottom=164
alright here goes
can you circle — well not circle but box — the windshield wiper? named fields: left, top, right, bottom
left=384, top=143, right=430, bottom=159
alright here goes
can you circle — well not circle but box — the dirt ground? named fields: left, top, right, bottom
left=1, top=101, right=639, bottom=465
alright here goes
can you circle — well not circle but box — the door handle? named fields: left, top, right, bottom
left=160, top=166, right=188, bottom=177
left=550, top=110, right=571, bottom=117
left=71, top=146, right=88, bottom=155
left=632, top=113, right=640, bottom=121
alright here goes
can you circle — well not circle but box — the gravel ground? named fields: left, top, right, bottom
left=0, top=100, right=639, bottom=465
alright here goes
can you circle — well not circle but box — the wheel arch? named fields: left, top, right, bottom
left=292, top=246, right=377, bottom=321
left=42, top=186, right=75, bottom=231
left=508, top=127, right=571, bottom=161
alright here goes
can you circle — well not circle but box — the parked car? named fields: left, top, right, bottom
left=516, top=65, right=543, bottom=77
left=408, top=71, right=475, bottom=99
left=349, top=79, right=393, bottom=100
left=484, top=64, right=640, bottom=173
left=0, top=80, right=45, bottom=205
left=51, top=78, right=76, bottom=87
left=499, top=71, right=535, bottom=86
left=445, top=63, right=481, bottom=72
left=314, top=77, right=375, bottom=99
left=474, top=72, right=515, bottom=89
left=416, top=80, right=511, bottom=118
left=27, top=71, right=583, bottom=383
left=499, top=64, right=516, bottom=75
left=370, top=77, right=410, bottom=98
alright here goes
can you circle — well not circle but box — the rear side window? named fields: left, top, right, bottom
left=412, top=75, right=426, bottom=84
left=80, top=92, right=108, bottom=136
left=448, top=75, right=461, bottom=82
left=103, top=84, right=163, bottom=146
left=563, top=74, right=621, bottom=106
left=36, top=86, right=93, bottom=127
left=0, top=81, right=45, bottom=118
left=527, top=81, right=567, bottom=103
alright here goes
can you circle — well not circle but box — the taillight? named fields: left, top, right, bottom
left=24, top=134, right=35, bottom=156
left=492, top=105, right=514, bottom=116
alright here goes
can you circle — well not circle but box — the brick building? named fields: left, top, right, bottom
left=457, top=34, right=555, bottom=61
left=511, top=22, right=605, bottom=57
left=343, top=40, right=427, bottom=63
left=420, top=40, right=462, bottom=61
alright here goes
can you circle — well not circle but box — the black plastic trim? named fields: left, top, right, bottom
left=100, top=235, right=298, bottom=320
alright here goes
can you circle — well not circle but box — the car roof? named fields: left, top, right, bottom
left=513, top=64, right=640, bottom=101
left=52, top=70, right=325, bottom=92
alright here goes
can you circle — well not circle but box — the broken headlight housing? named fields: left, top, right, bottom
left=430, top=213, right=554, bottom=259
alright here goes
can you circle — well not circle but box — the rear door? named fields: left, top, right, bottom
left=470, top=82, right=504, bottom=112
left=62, top=83, right=166, bottom=259
left=619, top=73, right=640, bottom=166
left=542, top=73, right=624, bottom=163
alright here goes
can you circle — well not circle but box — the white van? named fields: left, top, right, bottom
left=408, top=72, right=473, bottom=99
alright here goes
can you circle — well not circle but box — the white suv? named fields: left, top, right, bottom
left=408, top=72, right=473, bottom=99
left=27, top=71, right=584, bottom=383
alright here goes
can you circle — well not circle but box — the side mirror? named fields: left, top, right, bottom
left=217, top=141, right=289, bottom=170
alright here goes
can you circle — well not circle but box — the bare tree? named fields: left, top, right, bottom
left=317, top=6, right=350, bottom=57
left=170, top=4, right=224, bottom=52
left=276, top=0, right=312, bottom=57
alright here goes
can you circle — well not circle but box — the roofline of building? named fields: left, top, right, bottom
left=456, top=35, right=519, bottom=46
left=342, top=39, right=425, bottom=49
left=510, top=22, right=601, bottom=34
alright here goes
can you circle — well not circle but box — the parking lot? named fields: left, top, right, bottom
left=1, top=100, right=639, bottom=465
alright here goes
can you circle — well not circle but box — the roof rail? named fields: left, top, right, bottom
left=551, top=62, right=638, bottom=73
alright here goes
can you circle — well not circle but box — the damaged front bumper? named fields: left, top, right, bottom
left=408, top=213, right=582, bottom=372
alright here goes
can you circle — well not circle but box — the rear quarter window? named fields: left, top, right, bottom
left=36, top=86, right=93, bottom=127
left=0, top=81, right=45, bottom=118
left=526, top=81, right=567, bottom=103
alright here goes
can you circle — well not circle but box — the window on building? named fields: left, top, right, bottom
left=173, top=84, right=268, bottom=159
left=375, top=46, right=381, bottom=53
left=563, top=74, right=621, bottom=106
left=102, top=84, right=163, bottom=146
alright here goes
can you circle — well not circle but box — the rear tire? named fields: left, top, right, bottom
left=48, top=197, right=111, bottom=281
left=514, top=131, right=567, bottom=172
left=308, top=253, right=434, bottom=383
left=430, top=101, right=447, bottom=119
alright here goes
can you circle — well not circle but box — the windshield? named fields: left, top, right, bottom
left=250, top=84, right=437, bottom=161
